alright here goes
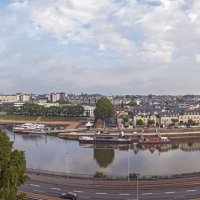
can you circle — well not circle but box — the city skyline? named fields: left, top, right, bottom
left=0, top=0, right=200, bottom=95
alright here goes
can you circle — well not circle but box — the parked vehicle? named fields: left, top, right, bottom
left=60, top=192, right=78, bottom=200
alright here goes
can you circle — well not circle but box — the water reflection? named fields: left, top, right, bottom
left=93, top=148, right=115, bottom=168
left=3, top=127, right=200, bottom=176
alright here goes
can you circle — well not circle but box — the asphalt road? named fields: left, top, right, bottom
left=20, top=175, right=200, bottom=200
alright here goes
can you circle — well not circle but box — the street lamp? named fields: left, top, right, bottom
left=66, top=153, right=69, bottom=178
left=128, top=148, right=130, bottom=182
left=136, top=173, right=139, bottom=200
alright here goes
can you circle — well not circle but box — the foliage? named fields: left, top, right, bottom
left=0, top=129, right=28, bottom=200
left=122, top=116, right=129, bottom=124
left=129, top=173, right=138, bottom=179
left=129, top=100, right=137, bottom=107
left=188, top=119, right=196, bottom=126
left=7, top=103, right=84, bottom=117
left=148, top=119, right=155, bottom=126
left=136, top=119, right=144, bottom=126
left=94, top=97, right=115, bottom=121
left=93, top=171, right=106, bottom=178
left=171, top=118, right=179, bottom=125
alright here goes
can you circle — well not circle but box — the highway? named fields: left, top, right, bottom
left=20, top=173, right=200, bottom=200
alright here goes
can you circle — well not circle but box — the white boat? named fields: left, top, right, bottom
left=79, top=132, right=131, bottom=144
left=13, top=123, right=47, bottom=134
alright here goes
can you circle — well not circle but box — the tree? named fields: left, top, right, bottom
left=148, top=119, right=155, bottom=126
left=0, top=129, right=28, bottom=200
left=136, top=119, right=144, bottom=126
left=94, top=97, right=115, bottom=122
left=171, top=118, right=179, bottom=125
left=129, top=100, right=137, bottom=107
left=122, top=116, right=129, bottom=124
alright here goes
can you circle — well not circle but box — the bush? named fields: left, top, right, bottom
left=93, top=171, right=106, bottom=178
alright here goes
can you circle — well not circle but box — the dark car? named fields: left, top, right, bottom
left=60, top=192, right=78, bottom=200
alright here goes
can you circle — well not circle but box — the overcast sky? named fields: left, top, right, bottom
left=0, top=0, right=200, bottom=95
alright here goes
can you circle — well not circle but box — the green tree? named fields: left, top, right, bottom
left=94, top=97, right=115, bottom=126
left=0, top=129, right=28, bottom=199
left=136, top=119, right=144, bottom=126
left=129, top=100, right=137, bottom=107
left=122, top=116, right=129, bottom=124
left=171, top=118, right=179, bottom=125
left=148, top=119, right=155, bottom=126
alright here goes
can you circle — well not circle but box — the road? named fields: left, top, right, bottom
left=20, top=173, right=200, bottom=200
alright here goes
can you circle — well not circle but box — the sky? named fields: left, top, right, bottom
left=0, top=0, right=200, bottom=95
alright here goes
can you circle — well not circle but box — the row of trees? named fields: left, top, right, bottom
left=7, top=103, right=84, bottom=117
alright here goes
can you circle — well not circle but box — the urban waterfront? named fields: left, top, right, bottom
left=4, top=128, right=200, bottom=177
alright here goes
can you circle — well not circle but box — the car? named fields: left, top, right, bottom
left=60, top=192, right=78, bottom=200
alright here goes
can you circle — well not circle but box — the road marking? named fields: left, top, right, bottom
left=119, top=193, right=130, bottom=196
left=142, top=193, right=153, bottom=195
left=73, top=190, right=84, bottom=193
left=51, top=187, right=61, bottom=191
left=95, top=192, right=107, bottom=195
left=187, top=190, right=197, bottom=192
left=165, top=191, right=175, bottom=194
left=30, top=184, right=40, bottom=187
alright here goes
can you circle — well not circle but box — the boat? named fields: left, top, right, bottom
left=138, top=134, right=170, bottom=144
left=13, top=123, right=47, bottom=134
left=79, top=131, right=131, bottom=144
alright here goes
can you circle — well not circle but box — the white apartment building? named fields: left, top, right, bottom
left=0, top=95, right=17, bottom=102
left=83, top=105, right=95, bottom=117
left=50, top=92, right=65, bottom=102
left=133, top=114, right=157, bottom=126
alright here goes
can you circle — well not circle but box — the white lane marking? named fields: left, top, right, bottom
left=33, top=189, right=44, bottom=193
left=187, top=190, right=196, bottom=192
left=119, top=193, right=130, bottom=196
left=142, top=193, right=153, bottom=195
left=73, top=190, right=84, bottom=193
left=95, top=192, right=107, bottom=195
left=165, top=191, right=175, bottom=194
left=51, top=187, right=61, bottom=191
left=30, top=184, right=40, bottom=187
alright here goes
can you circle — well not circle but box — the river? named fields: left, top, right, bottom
left=3, top=128, right=200, bottom=177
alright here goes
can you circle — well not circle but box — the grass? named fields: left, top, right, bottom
left=0, top=114, right=38, bottom=120
left=0, top=114, right=86, bottom=121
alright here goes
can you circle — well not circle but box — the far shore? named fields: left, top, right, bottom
left=1, top=117, right=200, bottom=140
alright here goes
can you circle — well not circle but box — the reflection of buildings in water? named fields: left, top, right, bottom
left=180, top=142, right=200, bottom=151
left=79, top=143, right=130, bottom=151
left=134, top=143, right=172, bottom=154
left=79, top=140, right=200, bottom=154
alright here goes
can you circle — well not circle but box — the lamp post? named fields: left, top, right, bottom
left=128, top=148, right=130, bottom=182
left=66, top=153, right=69, bottom=178
left=136, top=173, right=139, bottom=200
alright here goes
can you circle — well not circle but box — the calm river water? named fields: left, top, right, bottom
left=3, top=128, right=200, bottom=176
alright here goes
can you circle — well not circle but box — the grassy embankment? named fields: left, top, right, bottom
left=0, top=114, right=85, bottom=121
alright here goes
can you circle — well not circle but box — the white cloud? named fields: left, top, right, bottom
left=0, top=0, right=200, bottom=94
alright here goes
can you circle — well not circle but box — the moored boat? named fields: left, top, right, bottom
left=79, top=131, right=131, bottom=144
left=138, top=134, right=170, bottom=144
left=13, top=123, right=47, bottom=134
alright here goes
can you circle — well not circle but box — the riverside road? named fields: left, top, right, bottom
left=20, top=173, right=200, bottom=200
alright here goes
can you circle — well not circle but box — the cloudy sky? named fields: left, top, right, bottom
left=0, top=0, right=200, bottom=95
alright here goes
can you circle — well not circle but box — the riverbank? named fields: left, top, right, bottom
left=0, top=118, right=82, bottom=129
